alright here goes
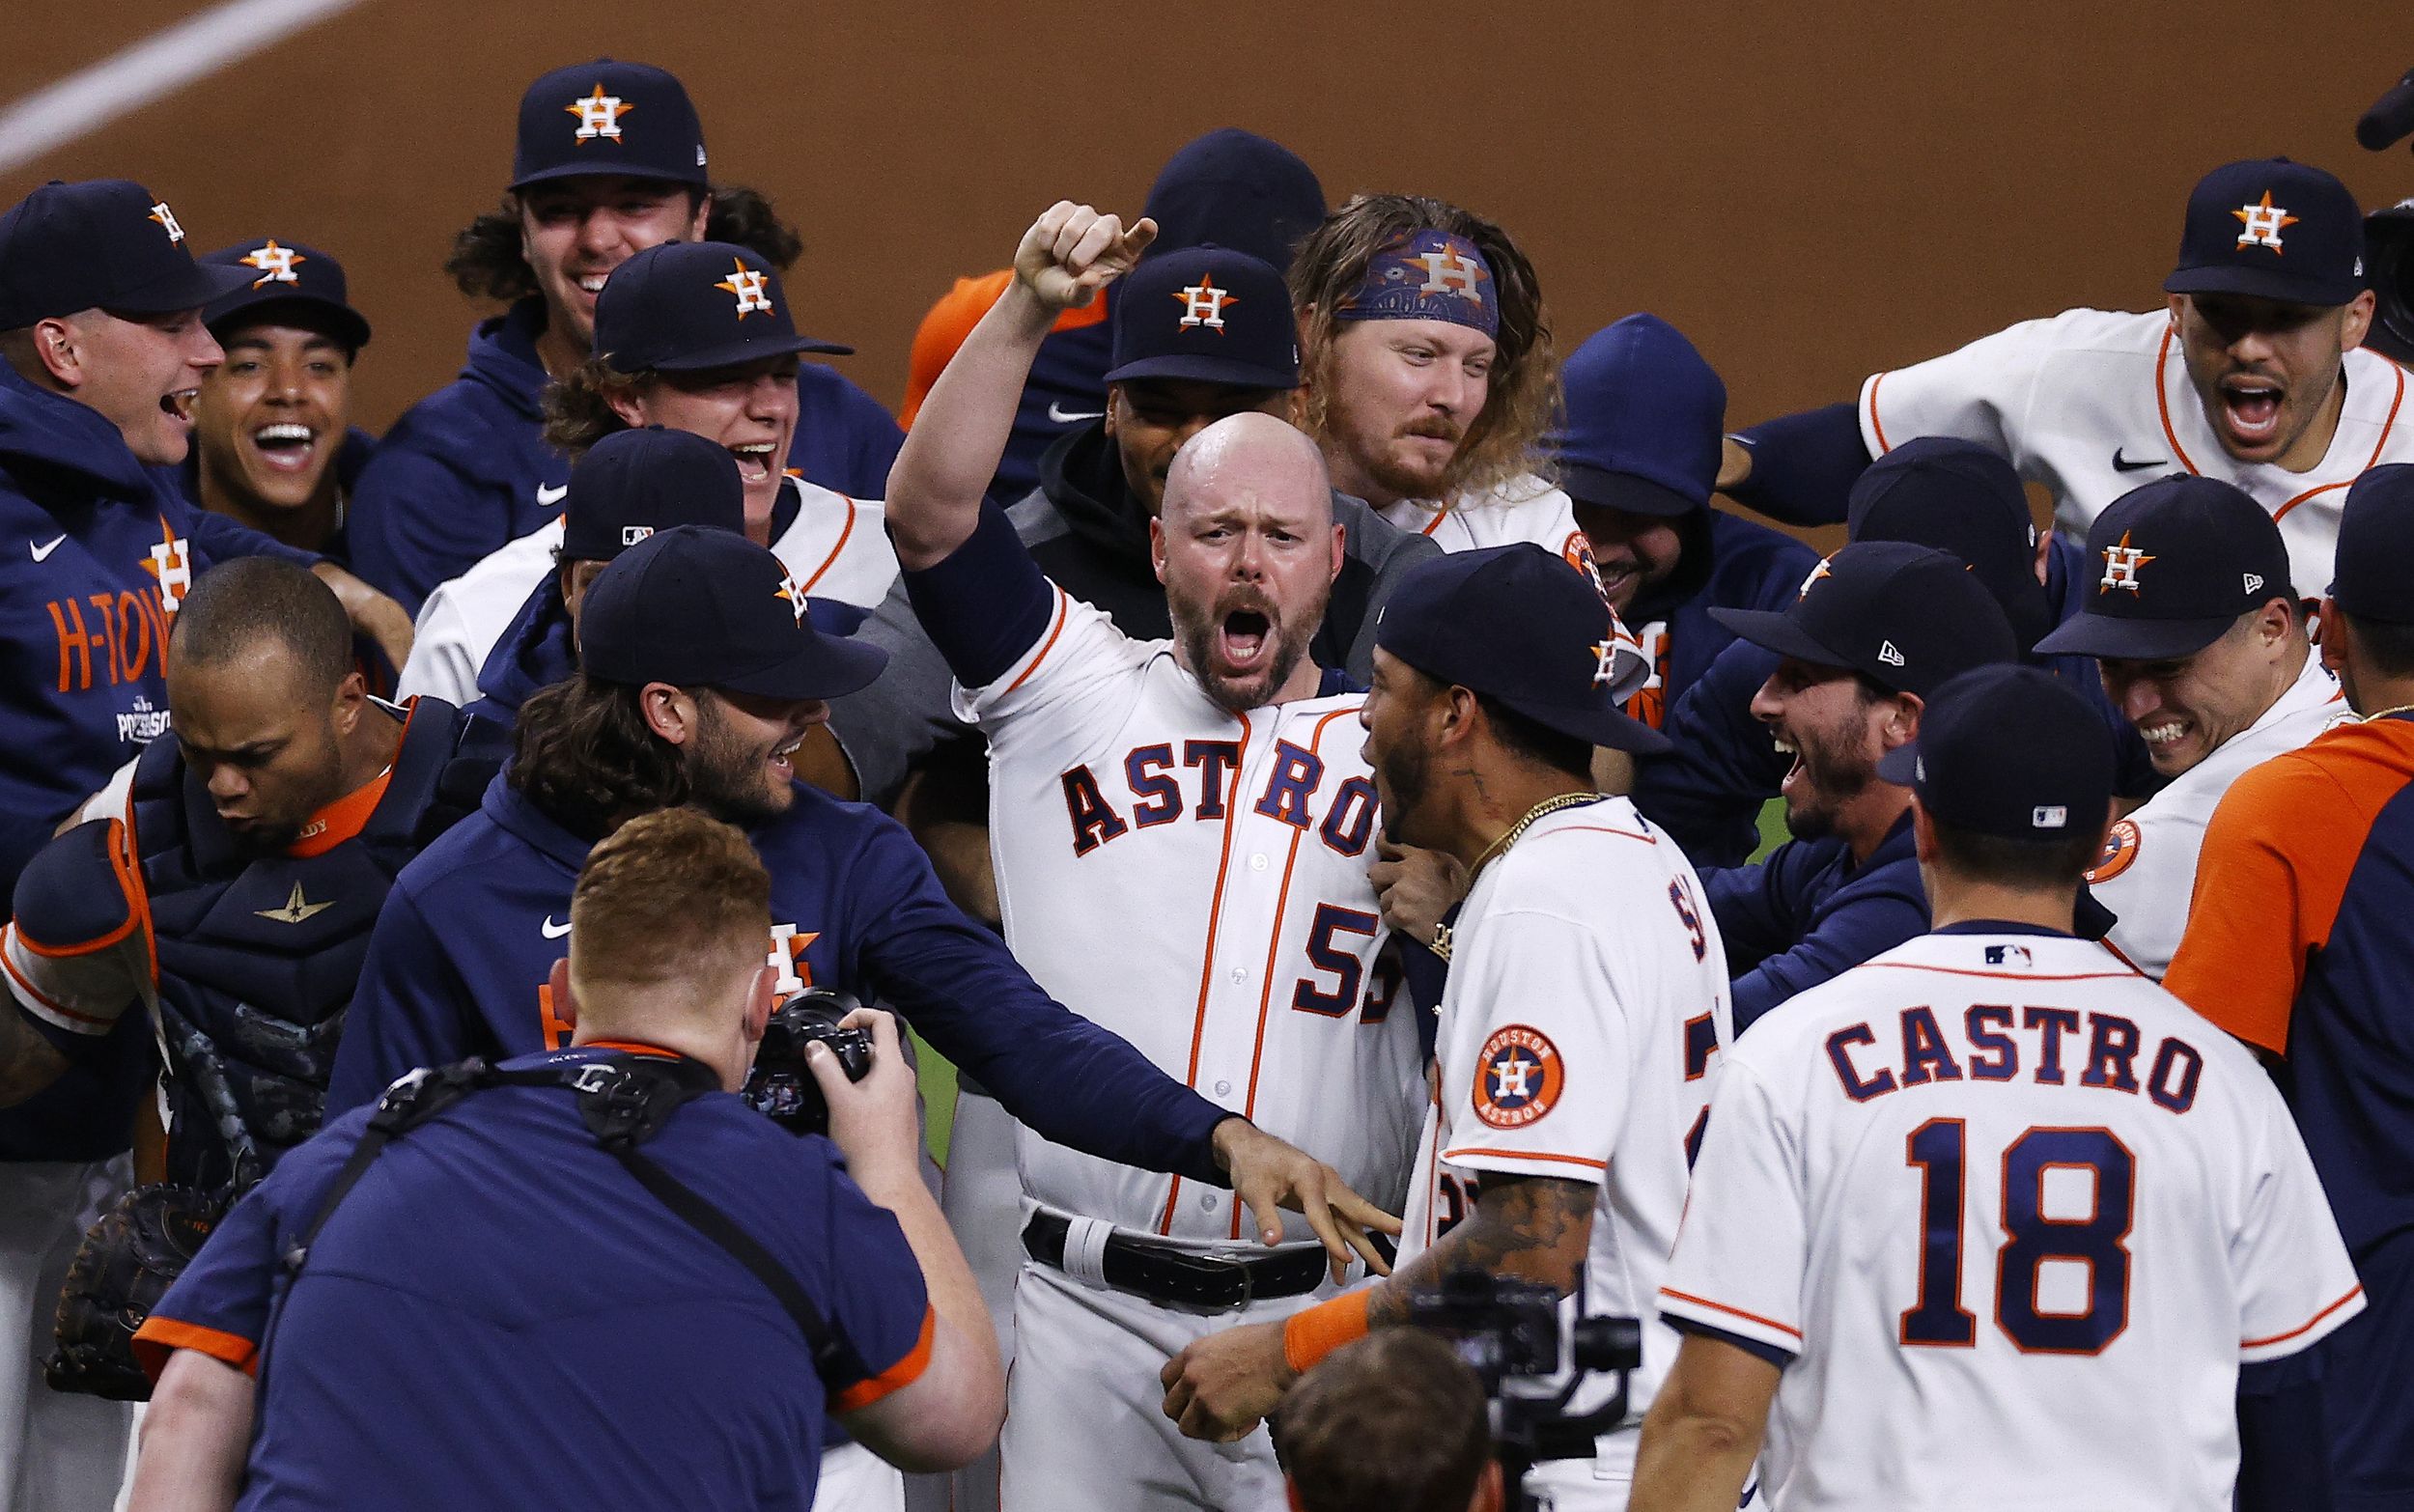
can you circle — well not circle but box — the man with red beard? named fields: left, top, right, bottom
left=884, top=200, right=1422, bottom=1512
left=1288, top=194, right=1581, bottom=562
left=1720, top=158, right=2407, bottom=604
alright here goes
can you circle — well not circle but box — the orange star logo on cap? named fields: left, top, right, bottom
left=2232, top=191, right=2299, bottom=253
left=716, top=259, right=773, bottom=319
left=566, top=85, right=633, bottom=145
left=2098, top=530, right=2156, bottom=594
left=239, top=239, right=305, bottom=289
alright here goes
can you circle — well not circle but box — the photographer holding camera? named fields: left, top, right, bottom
left=1164, top=546, right=1727, bottom=1510
left=125, top=806, right=1001, bottom=1511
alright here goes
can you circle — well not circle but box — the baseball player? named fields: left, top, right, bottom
left=1163, top=545, right=1715, bottom=1512
left=1632, top=664, right=2366, bottom=1512
left=1289, top=195, right=1581, bottom=558
left=401, top=240, right=893, bottom=709
left=2164, top=463, right=2414, bottom=1506
left=183, top=238, right=378, bottom=563
left=898, top=127, right=1327, bottom=506
left=886, top=201, right=1438, bottom=1512
left=2032, top=475, right=2345, bottom=978
left=349, top=58, right=902, bottom=611
left=1720, top=157, right=2407, bottom=599
left=1553, top=315, right=1817, bottom=729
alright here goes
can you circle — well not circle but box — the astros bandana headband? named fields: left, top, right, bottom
left=1333, top=229, right=1500, bottom=338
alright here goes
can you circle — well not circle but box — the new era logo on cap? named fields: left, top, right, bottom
left=2244, top=572, right=2264, bottom=594
left=1878, top=640, right=1906, bottom=667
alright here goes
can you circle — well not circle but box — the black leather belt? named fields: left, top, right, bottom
left=1021, top=1211, right=1329, bottom=1310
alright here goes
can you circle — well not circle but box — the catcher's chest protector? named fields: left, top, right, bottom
left=129, top=702, right=470, bottom=1192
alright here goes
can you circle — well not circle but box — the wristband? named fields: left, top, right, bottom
left=1281, top=1289, right=1372, bottom=1375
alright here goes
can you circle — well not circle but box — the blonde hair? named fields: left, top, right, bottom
left=1289, top=193, right=1558, bottom=507
left=570, top=807, right=769, bottom=996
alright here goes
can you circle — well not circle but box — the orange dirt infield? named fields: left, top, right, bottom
left=3, top=0, right=2405, bottom=459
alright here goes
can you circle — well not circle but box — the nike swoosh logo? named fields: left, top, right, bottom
left=537, top=484, right=569, bottom=507
left=1047, top=403, right=1104, bottom=424
left=30, top=534, right=65, bottom=562
left=2111, top=448, right=2168, bottom=472
left=540, top=915, right=572, bottom=938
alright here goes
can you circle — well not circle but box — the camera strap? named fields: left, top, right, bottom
left=261, top=1053, right=865, bottom=1396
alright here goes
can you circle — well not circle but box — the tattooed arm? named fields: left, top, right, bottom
left=1160, top=1174, right=1596, bottom=1442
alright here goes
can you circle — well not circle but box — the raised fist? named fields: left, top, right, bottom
left=1014, top=201, right=1159, bottom=312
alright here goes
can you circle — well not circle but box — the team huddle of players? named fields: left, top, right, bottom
left=0, top=49, right=2409, bottom=1512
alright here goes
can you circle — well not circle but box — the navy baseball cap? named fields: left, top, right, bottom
left=2328, top=462, right=2414, bottom=624
left=594, top=240, right=851, bottom=374
left=578, top=525, right=886, bottom=699
left=1102, top=244, right=1299, bottom=390
left=2033, top=476, right=2293, bottom=661
left=510, top=59, right=708, bottom=192
left=0, top=181, right=253, bottom=327
left=1552, top=315, right=1726, bottom=518
left=1141, top=128, right=1327, bottom=274
left=560, top=427, right=744, bottom=562
left=200, top=238, right=372, bottom=351
left=1847, top=437, right=2053, bottom=652
left=2165, top=158, right=2365, bottom=307
left=1375, top=545, right=1670, bottom=754
left=1878, top=665, right=2115, bottom=843
left=1711, top=541, right=2019, bottom=699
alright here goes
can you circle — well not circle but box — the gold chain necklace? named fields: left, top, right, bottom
left=2362, top=703, right=2414, bottom=723
left=1432, top=793, right=1601, bottom=965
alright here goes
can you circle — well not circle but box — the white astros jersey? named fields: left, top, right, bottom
left=398, top=474, right=899, bottom=705
left=1857, top=306, right=2414, bottom=598
left=1397, top=798, right=1732, bottom=1489
left=1382, top=474, right=1586, bottom=561
left=2088, top=645, right=2345, bottom=979
left=956, top=586, right=1425, bottom=1243
left=1659, top=930, right=2365, bottom=1512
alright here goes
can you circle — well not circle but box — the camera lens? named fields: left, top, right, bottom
left=2364, top=205, right=2414, bottom=367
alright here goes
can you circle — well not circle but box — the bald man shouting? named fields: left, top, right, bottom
left=884, top=200, right=1420, bottom=1512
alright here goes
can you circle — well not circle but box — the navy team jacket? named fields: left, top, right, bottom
left=348, top=298, right=906, bottom=612
left=327, top=774, right=1232, bottom=1182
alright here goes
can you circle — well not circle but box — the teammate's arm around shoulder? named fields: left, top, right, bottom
left=813, top=1010, right=1004, bottom=1471
left=884, top=203, right=1155, bottom=571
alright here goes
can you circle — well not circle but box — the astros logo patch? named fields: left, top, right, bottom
left=2086, top=818, right=2142, bottom=883
left=1473, top=1025, right=1563, bottom=1130
left=716, top=259, right=773, bottom=318
left=2232, top=191, right=2297, bottom=252
left=1175, top=276, right=1237, bottom=332
left=148, top=201, right=184, bottom=245
left=1413, top=246, right=1489, bottom=303
left=772, top=569, right=810, bottom=627
left=239, top=239, right=304, bottom=288
left=567, top=85, right=632, bottom=144
left=2098, top=531, right=2155, bottom=594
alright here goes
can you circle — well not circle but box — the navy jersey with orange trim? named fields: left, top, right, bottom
left=0, top=362, right=316, bottom=1162
left=136, top=1044, right=929, bottom=1512
left=2167, top=712, right=2414, bottom=1505
left=326, top=772, right=1230, bottom=1181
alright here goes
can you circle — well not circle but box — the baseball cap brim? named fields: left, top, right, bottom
left=1102, top=352, right=1299, bottom=389
left=2162, top=265, right=2361, bottom=308
left=634, top=330, right=856, bottom=372
left=510, top=161, right=708, bottom=192
left=206, top=293, right=372, bottom=351
left=1875, top=743, right=1920, bottom=786
left=1558, top=461, right=1703, bottom=518
left=714, top=631, right=888, bottom=701
left=105, top=259, right=259, bottom=317
left=2031, top=609, right=2237, bottom=660
left=1708, top=605, right=1859, bottom=675
left=1485, top=689, right=1671, bottom=756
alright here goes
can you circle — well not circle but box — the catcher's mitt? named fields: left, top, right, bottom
left=47, top=1185, right=225, bottom=1401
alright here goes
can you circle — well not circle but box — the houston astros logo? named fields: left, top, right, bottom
left=141, top=520, right=192, bottom=615
left=1798, top=555, right=1835, bottom=600
left=2086, top=817, right=2143, bottom=883
left=2232, top=191, right=2298, bottom=252
left=567, top=85, right=633, bottom=144
left=1473, top=1025, right=1564, bottom=1130
left=148, top=202, right=184, bottom=244
left=1413, top=247, right=1489, bottom=302
left=2098, top=530, right=2156, bottom=594
left=239, top=239, right=304, bottom=289
left=1174, top=275, right=1237, bottom=332
left=772, top=570, right=810, bottom=627
left=1591, top=638, right=1622, bottom=686
left=716, top=259, right=773, bottom=318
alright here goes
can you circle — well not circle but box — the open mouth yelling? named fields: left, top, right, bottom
left=160, top=388, right=199, bottom=426
left=1217, top=605, right=1274, bottom=674
left=2218, top=374, right=2286, bottom=448
left=1772, top=731, right=1806, bottom=795
left=251, top=421, right=321, bottom=476
left=729, top=441, right=778, bottom=485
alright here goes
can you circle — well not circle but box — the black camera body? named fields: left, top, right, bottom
left=1408, top=1267, right=1642, bottom=1510
left=2359, top=69, right=2414, bottom=365
left=742, top=988, right=874, bottom=1136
